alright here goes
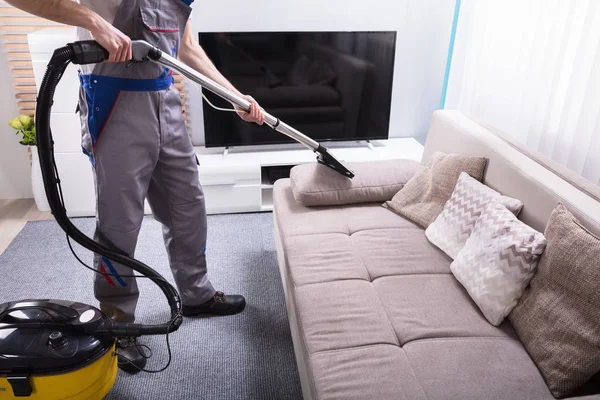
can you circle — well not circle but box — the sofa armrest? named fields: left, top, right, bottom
left=290, top=159, right=423, bottom=207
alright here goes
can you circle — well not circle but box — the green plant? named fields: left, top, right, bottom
left=8, top=114, right=36, bottom=146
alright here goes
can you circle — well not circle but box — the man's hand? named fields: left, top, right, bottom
left=235, top=95, right=265, bottom=125
left=88, top=16, right=132, bottom=63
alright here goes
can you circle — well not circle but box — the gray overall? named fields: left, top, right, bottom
left=77, top=0, right=215, bottom=322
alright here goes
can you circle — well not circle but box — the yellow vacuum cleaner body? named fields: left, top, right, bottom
left=0, top=300, right=117, bottom=399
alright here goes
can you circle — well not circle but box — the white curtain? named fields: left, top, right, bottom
left=445, top=0, right=600, bottom=185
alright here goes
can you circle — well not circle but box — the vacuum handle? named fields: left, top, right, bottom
left=0, top=300, right=79, bottom=322
left=68, top=40, right=109, bottom=64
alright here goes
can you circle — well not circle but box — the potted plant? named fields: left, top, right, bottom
left=8, top=115, right=50, bottom=211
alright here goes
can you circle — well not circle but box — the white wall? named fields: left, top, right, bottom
left=0, top=42, right=32, bottom=200
left=189, top=0, right=455, bottom=145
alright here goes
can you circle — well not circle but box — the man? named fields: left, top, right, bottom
left=7, top=0, right=265, bottom=373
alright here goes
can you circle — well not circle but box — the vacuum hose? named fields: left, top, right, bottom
left=35, top=41, right=182, bottom=337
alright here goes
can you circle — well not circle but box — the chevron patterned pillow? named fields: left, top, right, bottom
left=450, top=201, right=547, bottom=326
left=426, top=172, right=523, bottom=259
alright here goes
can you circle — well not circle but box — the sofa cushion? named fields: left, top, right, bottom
left=384, top=152, right=488, bottom=228
left=373, top=275, right=515, bottom=345
left=295, top=280, right=398, bottom=354
left=404, top=338, right=555, bottom=400
left=349, top=227, right=451, bottom=279
left=290, top=159, right=423, bottom=207
left=284, top=233, right=370, bottom=286
left=426, top=172, right=523, bottom=259
left=310, top=345, right=427, bottom=400
left=509, top=203, right=600, bottom=398
left=451, top=201, right=547, bottom=326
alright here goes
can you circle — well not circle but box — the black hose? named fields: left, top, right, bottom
left=35, top=45, right=182, bottom=336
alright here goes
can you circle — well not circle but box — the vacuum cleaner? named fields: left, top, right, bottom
left=0, top=40, right=353, bottom=399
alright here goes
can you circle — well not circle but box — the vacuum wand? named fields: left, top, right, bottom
left=129, top=40, right=355, bottom=178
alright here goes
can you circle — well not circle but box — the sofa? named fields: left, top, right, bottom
left=272, top=110, right=600, bottom=400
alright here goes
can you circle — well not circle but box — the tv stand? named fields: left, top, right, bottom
left=197, top=138, right=423, bottom=214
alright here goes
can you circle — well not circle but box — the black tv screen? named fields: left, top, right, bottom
left=198, top=31, right=396, bottom=147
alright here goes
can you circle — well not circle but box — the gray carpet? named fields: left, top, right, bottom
left=0, top=213, right=302, bottom=400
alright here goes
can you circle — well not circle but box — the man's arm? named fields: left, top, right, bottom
left=179, top=21, right=264, bottom=125
left=5, top=0, right=131, bottom=62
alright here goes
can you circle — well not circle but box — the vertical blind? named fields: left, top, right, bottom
left=0, top=1, right=187, bottom=117
left=445, top=0, right=600, bottom=185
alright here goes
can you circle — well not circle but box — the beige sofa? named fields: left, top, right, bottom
left=272, top=110, right=600, bottom=400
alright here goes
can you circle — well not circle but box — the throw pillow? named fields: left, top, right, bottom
left=290, top=159, right=424, bottom=206
left=383, top=152, right=488, bottom=228
left=425, top=172, right=524, bottom=259
left=451, top=201, right=547, bottom=326
left=509, top=203, right=600, bottom=398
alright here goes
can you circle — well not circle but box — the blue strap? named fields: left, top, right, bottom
left=79, top=73, right=174, bottom=92
left=78, top=73, right=174, bottom=157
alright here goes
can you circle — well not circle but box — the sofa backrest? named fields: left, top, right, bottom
left=422, top=110, right=600, bottom=236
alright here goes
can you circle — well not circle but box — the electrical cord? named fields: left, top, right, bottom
left=135, top=340, right=153, bottom=359
left=190, top=80, right=236, bottom=113
left=112, top=317, right=177, bottom=373
left=189, top=79, right=276, bottom=130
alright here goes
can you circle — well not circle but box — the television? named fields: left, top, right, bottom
left=198, top=31, right=396, bottom=147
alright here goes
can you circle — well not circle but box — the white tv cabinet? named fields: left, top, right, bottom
left=29, top=28, right=424, bottom=216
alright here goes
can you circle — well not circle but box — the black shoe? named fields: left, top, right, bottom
left=182, top=291, right=246, bottom=316
left=117, top=337, right=148, bottom=374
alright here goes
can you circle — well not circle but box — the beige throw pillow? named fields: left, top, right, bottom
left=383, top=152, right=488, bottom=228
left=509, top=203, right=600, bottom=398
left=426, top=172, right=524, bottom=259
left=290, top=159, right=423, bottom=207
left=451, top=201, right=546, bottom=326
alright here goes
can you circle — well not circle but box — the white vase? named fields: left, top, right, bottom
left=30, top=146, right=51, bottom=212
